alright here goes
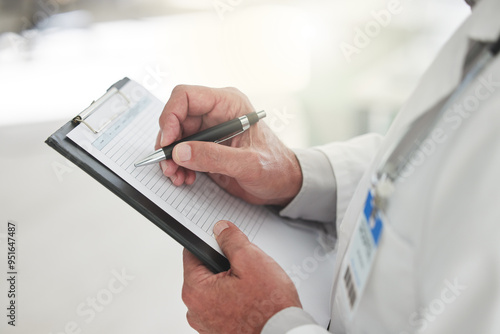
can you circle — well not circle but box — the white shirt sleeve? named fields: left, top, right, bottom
left=280, top=133, right=383, bottom=225
left=279, top=147, right=337, bottom=223
left=261, top=307, right=329, bottom=334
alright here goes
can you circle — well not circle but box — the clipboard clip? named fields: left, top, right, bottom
left=73, top=87, right=131, bottom=134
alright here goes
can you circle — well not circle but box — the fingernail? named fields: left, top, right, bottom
left=170, top=174, right=177, bottom=184
left=175, top=143, right=192, bottom=162
left=160, top=160, right=168, bottom=174
left=214, top=221, right=229, bottom=237
left=160, top=131, right=165, bottom=146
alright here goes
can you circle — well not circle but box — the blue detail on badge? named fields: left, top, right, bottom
left=363, top=191, right=374, bottom=220
left=371, top=213, right=383, bottom=246
left=362, top=190, right=383, bottom=247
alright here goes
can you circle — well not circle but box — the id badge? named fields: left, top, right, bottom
left=341, top=189, right=384, bottom=318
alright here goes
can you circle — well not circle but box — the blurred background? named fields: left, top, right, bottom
left=0, top=0, right=471, bottom=145
left=0, top=0, right=470, bottom=333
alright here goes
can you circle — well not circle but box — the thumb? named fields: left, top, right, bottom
left=172, top=142, right=250, bottom=178
left=213, top=221, right=253, bottom=266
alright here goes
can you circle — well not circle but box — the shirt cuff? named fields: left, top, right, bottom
left=279, top=148, right=337, bottom=224
left=317, top=133, right=382, bottom=224
left=261, top=307, right=318, bottom=334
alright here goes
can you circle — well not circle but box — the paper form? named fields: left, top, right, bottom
left=68, top=81, right=266, bottom=252
left=67, top=80, right=335, bottom=326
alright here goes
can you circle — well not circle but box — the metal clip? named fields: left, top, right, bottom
left=73, top=88, right=130, bottom=134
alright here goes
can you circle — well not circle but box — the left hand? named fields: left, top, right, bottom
left=182, top=221, right=302, bottom=334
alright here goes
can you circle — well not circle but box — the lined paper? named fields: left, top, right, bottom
left=67, top=80, right=265, bottom=252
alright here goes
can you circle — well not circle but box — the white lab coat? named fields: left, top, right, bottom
left=262, top=0, right=500, bottom=333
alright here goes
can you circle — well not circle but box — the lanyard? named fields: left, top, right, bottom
left=373, top=35, right=500, bottom=209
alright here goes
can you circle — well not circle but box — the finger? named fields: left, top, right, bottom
left=156, top=127, right=182, bottom=180
left=155, top=129, right=162, bottom=150
left=159, top=112, right=184, bottom=147
left=171, top=167, right=186, bottom=186
left=162, top=165, right=197, bottom=186
left=213, top=221, right=252, bottom=264
left=172, top=142, right=256, bottom=180
left=185, top=169, right=197, bottom=185
left=159, top=86, right=218, bottom=146
left=159, top=85, right=252, bottom=145
left=160, top=159, right=178, bottom=177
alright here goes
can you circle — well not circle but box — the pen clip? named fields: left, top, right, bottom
left=214, top=130, right=246, bottom=144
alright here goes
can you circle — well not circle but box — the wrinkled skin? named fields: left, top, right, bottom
left=182, top=221, right=302, bottom=334
left=156, top=85, right=302, bottom=206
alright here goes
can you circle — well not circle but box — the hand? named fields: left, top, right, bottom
left=157, top=85, right=302, bottom=206
left=182, top=221, right=302, bottom=334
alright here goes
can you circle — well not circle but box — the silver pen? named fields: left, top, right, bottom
left=135, top=110, right=266, bottom=167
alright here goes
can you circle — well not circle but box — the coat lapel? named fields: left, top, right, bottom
left=331, top=0, right=500, bottom=330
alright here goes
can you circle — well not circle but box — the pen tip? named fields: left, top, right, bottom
left=134, top=149, right=166, bottom=167
left=134, top=161, right=146, bottom=168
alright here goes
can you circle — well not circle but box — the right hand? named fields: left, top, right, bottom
left=156, top=85, right=302, bottom=206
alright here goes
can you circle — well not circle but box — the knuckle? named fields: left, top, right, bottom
left=205, top=144, right=220, bottom=161
left=171, top=84, right=188, bottom=95
left=223, top=87, right=252, bottom=107
left=228, top=245, right=247, bottom=263
left=200, top=144, right=223, bottom=172
left=158, top=106, right=175, bottom=128
left=223, top=86, right=242, bottom=95
left=225, top=238, right=252, bottom=261
left=228, top=243, right=263, bottom=270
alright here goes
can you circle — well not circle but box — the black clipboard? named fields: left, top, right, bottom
left=45, top=77, right=230, bottom=273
